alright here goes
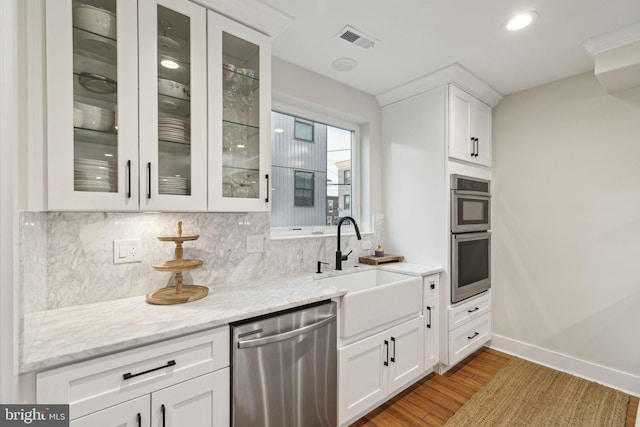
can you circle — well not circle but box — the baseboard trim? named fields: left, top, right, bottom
left=491, top=334, right=640, bottom=398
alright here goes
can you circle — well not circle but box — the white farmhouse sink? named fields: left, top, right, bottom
left=318, top=269, right=422, bottom=338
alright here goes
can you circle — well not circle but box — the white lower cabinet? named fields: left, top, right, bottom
left=70, top=395, right=150, bottom=427
left=338, top=316, right=424, bottom=425
left=151, top=369, right=229, bottom=427
left=447, top=291, right=492, bottom=367
left=424, top=295, right=439, bottom=369
left=37, top=328, right=229, bottom=426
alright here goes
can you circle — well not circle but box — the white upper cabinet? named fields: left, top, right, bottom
left=46, top=0, right=139, bottom=211
left=45, top=0, right=270, bottom=212
left=448, top=85, right=492, bottom=167
left=139, top=0, right=207, bottom=211
left=207, top=11, right=271, bottom=212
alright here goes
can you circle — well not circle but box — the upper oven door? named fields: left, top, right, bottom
left=451, top=190, right=491, bottom=233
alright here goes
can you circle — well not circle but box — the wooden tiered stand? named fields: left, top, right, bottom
left=146, top=221, right=209, bottom=305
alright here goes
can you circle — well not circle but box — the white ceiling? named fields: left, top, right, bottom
left=259, top=0, right=640, bottom=97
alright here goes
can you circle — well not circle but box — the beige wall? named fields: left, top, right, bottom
left=492, top=72, right=640, bottom=381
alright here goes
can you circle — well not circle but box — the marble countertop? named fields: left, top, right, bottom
left=20, top=263, right=442, bottom=374
left=378, top=262, right=444, bottom=277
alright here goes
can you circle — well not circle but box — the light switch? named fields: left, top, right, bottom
left=113, top=239, right=142, bottom=264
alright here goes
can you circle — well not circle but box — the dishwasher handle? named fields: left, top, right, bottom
left=237, top=314, right=336, bottom=349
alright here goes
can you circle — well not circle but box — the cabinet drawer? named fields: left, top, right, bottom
left=448, top=313, right=491, bottom=366
left=448, top=291, right=491, bottom=330
left=423, top=274, right=439, bottom=301
left=37, top=327, right=229, bottom=420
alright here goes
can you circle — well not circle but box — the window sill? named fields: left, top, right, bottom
left=270, top=230, right=374, bottom=241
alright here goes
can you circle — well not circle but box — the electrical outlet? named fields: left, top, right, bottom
left=113, top=239, right=142, bottom=264
left=246, top=235, right=264, bottom=254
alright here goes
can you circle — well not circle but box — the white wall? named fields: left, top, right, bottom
left=492, top=71, right=640, bottom=393
left=271, top=58, right=383, bottom=230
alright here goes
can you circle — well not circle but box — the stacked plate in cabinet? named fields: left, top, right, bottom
left=159, top=176, right=190, bottom=195
left=158, top=118, right=190, bottom=144
left=74, top=158, right=116, bottom=192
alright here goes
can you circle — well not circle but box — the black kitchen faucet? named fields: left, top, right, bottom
left=336, top=216, right=361, bottom=270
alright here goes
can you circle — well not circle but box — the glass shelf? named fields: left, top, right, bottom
left=223, top=69, right=259, bottom=93
left=222, top=119, right=259, bottom=138
left=73, top=72, right=117, bottom=103
left=159, top=139, right=191, bottom=155
left=73, top=27, right=117, bottom=64
left=158, top=93, right=190, bottom=116
left=74, top=127, right=118, bottom=146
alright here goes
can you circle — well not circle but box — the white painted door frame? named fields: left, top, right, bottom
left=0, top=0, right=19, bottom=403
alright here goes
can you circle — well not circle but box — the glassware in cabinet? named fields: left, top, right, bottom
left=139, top=0, right=206, bottom=211
left=47, top=0, right=139, bottom=210
left=72, top=0, right=119, bottom=194
left=208, top=11, right=270, bottom=211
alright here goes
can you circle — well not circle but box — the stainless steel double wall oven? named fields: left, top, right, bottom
left=451, top=174, right=491, bottom=304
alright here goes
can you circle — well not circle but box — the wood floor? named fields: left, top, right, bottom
left=351, top=347, right=639, bottom=427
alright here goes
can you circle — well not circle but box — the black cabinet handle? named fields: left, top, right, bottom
left=122, top=360, right=176, bottom=380
left=468, top=307, right=480, bottom=313
left=161, top=404, right=166, bottom=427
left=390, top=337, right=396, bottom=363
left=475, top=137, right=480, bottom=157
left=146, top=162, right=152, bottom=199
left=468, top=332, right=479, bottom=340
left=265, top=174, right=269, bottom=203
left=126, top=160, right=131, bottom=199
left=427, top=306, right=432, bottom=328
left=430, top=282, right=435, bottom=290
left=137, top=413, right=141, bottom=427
left=383, top=340, right=389, bottom=366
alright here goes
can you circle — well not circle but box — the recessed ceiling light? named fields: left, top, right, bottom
left=331, top=57, right=358, bottom=72
left=506, top=12, right=537, bottom=31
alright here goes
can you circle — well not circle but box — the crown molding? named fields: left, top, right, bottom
left=375, top=63, right=503, bottom=108
left=194, top=0, right=292, bottom=37
left=583, top=22, right=640, bottom=56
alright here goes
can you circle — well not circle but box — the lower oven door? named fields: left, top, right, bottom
left=452, top=232, right=491, bottom=303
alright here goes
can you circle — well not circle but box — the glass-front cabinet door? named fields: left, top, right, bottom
left=208, top=11, right=271, bottom=211
left=139, top=0, right=207, bottom=211
left=46, top=0, right=139, bottom=210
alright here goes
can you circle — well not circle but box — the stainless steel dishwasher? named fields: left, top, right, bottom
left=231, top=300, right=337, bottom=427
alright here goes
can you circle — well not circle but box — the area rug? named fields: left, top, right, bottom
left=444, top=357, right=629, bottom=426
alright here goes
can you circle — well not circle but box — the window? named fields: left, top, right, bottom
left=294, top=118, right=314, bottom=142
left=271, top=110, right=354, bottom=231
left=294, top=170, right=314, bottom=207
left=344, top=194, right=351, bottom=210
left=344, top=170, right=351, bottom=185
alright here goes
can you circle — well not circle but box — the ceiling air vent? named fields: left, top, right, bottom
left=337, top=25, right=378, bottom=49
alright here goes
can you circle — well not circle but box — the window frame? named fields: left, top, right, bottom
left=270, top=104, right=361, bottom=239
left=293, top=170, right=315, bottom=207
left=294, top=118, right=314, bottom=142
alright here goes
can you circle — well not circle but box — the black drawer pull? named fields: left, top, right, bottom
left=390, top=337, right=396, bottom=363
left=123, top=360, right=176, bottom=380
left=265, top=174, right=270, bottom=203
left=468, top=307, right=480, bottom=313
left=426, top=306, right=432, bottom=328
left=468, top=332, right=479, bottom=340
left=383, top=340, right=389, bottom=366
left=161, top=404, right=166, bottom=427
left=137, top=413, right=141, bottom=427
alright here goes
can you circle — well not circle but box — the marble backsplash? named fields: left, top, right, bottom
left=19, top=211, right=383, bottom=313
